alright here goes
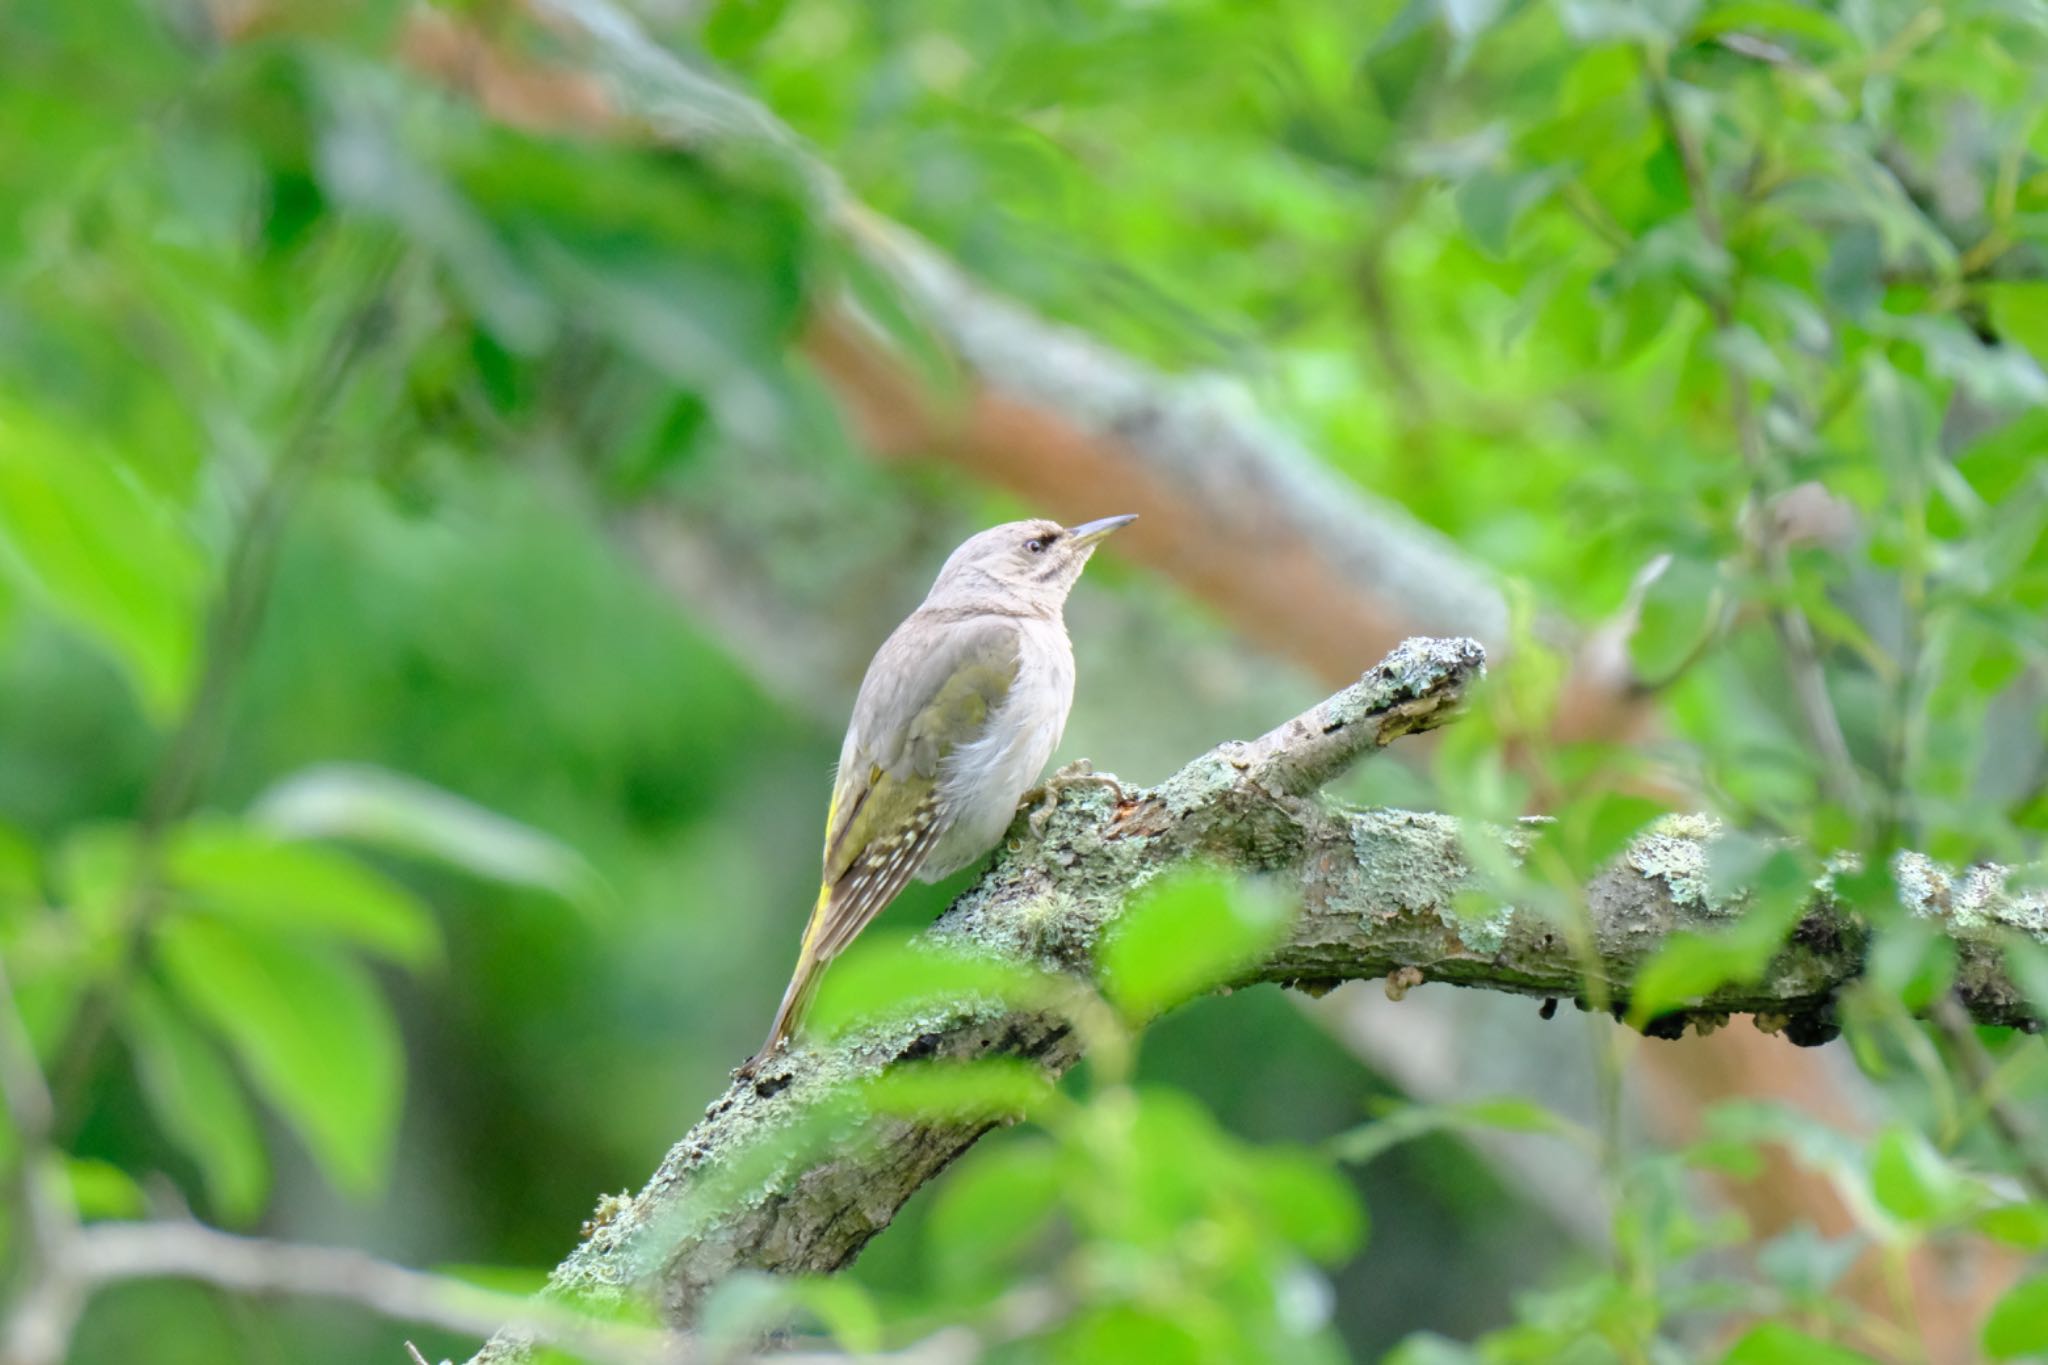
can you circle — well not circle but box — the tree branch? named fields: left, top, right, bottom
left=68, top=1222, right=677, bottom=1365
left=466, top=637, right=2044, bottom=1362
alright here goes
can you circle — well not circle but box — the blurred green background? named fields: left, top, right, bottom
left=4, top=0, right=2048, bottom=1362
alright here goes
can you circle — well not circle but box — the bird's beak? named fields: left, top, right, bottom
left=1063, top=514, right=1138, bottom=549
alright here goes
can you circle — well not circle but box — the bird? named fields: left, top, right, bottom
left=751, top=513, right=1137, bottom=1067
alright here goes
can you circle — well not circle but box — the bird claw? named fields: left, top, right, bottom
left=1025, top=758, right=1125, bottom=837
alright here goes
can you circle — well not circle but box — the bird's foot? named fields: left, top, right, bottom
left=734, top=1038, right=783, bottom=1081
left=1025, top=758, right=1126, bottom=837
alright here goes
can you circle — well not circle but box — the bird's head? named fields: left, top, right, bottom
left=924, top=514, right=1138, bottom=614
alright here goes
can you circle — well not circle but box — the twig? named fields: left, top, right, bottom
left=1932, top=994, right=2048, bottom=1202
left=1641, top=58, right=1724, bottom=246
left=64, top=1222, right=679, bottom=1365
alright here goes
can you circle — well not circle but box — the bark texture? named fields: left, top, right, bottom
left=468, top=638, right=2046, bottom=1361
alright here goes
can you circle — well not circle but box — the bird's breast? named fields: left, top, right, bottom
left=920, top=624, right=1075, bottom=880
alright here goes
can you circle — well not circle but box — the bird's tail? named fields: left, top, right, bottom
left=749, top=884, right=833, bottom=1070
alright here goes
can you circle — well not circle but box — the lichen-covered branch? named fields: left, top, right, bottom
left=466, top=638, right=2044, bottom=1362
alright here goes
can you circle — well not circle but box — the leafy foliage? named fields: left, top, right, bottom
left=0, top=0, right=2046, bottom=1362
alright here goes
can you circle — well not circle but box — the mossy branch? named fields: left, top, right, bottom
left=465, top=637, right=2045, bottom=1362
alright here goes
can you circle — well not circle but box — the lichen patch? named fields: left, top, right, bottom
left=1894, top=852, right=2048, bottom=940
left=1624, top=814, right=1735, bottom=917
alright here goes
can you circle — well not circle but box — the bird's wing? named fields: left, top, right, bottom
left=756, top=617, right=1021, bottom=1059
left=809, top=615, right=1021, bottom=960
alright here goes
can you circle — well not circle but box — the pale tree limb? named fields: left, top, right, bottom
left=465, top=637, right=2044, bottom=1362
left=12, top=1211, right=956, bottom=1365
left=64, top=1223, right=677, bottom=1365
left=400, top=0, right=1657, bottom=749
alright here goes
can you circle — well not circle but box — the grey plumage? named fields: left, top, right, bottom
left=752, top=514, right=1136, bottom=1064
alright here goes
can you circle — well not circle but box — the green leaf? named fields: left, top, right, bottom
left=66, top=1157, right=145, bottom=1220
left=1983, top=281, right=2048, bottom=362
left=1864, top=354, right=1936, bottom=480
left=1627, top=848, right=1812, bottom=1025
left=1899, top=316, right=2048, bottom=410
left=250, top=764, right=606, bottom=914
left=0, top=404, right=204, bottom=719
left=0, top=822, right=40, bottom=905
left=55, top=823, right=139, bottom=942
left=1863, top=918, right=1955, bottom=1015
left=1561, top=791, right=1670, bottom=878
left=1976, top=1202, right=2048, bottom=1251
left=153, top=916, right=402, bottom=1196
left=166, top=817, right=439, bottom=967
left=1713, top=325, right=1791, bottom=388
left=702, top=0, right=796, bottom=59
left=806, top=938, right=1068, bottom=1041
left=1248, top=1146, right=1365, bottom=1262
left=1869, top=1126, right=1975, bottom=1227
left=1330, top=1097, right=1581, bottom=1165
left=784, top=1278, right=881, bottom=1354
left=696, top=1273, right=797, bottom=1357
left=1984, top=1274, right=2048, bottom=1359
left=1364, top=1, right=1448, bottom=120
left=1821, top=222, right=1883, bottom=319
left=1384, top=1334, right=1482, bottom=1365
left=1058, top=1306, right=1205, bottom=1365
left=1757, top=1225, right=1861, bottom=1299
left=1629, top=931, right=1764, bottom=1022
left=1455, top=168, right=1567, bottom=259
left=1559, top=0, right=1696, bottom=44
left=924, top=1137, right=1061, bottom=1292
left=1721, top=1322, right=1879, bottom=1364
left=314, top=92, right=556, bottom=353
left=1628, top=553, right=1720, bottom=682
left=1099, top=870, right=1291, bottom=1022
left=1692, top=2, right=1853, bottom=49
left=1706, top=1101, right=1869, bottom=1194
left=860, top=1059, right=1054, bottom=1123
left=121, top=982, right=268, bottom=1222
left=1455, top=1096, right=1574, bottom=1132
left=2004, top=937, right=2048, bottom=1015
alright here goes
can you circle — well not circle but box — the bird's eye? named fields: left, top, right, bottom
left=1025, top=537, right=1048, bottom=553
